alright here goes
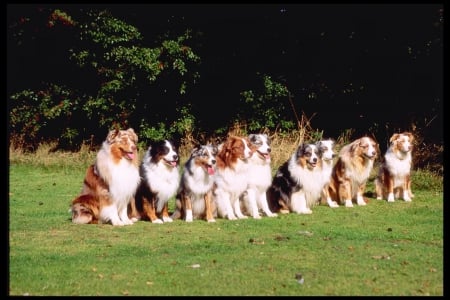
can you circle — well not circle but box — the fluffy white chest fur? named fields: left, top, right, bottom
left=215, top=160, right=249, bottom=195
left=143, top=162, right=179, bottom=212
left=246, top=159, right=272, bottom=191
left=385, top=149, right=412, bottom=186
left=346, top=159, right=374, bottom=198
left=101, top=153, right=140, bottom=212
left=288, top=156, right=323, bottom=194
left=182, top=166, right=215, bottom=196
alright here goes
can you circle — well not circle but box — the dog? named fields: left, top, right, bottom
left=132, top=140, right=179, bottom=224
left=240, top=133, right=277, bottom=218
left=171, top=144, right=218, bottom=222
left=327, top=136, right=379, bottom=207
left=70, top=128, right=140, bottom=225
left=316, top=139, right=339, bottom=208
left=374, top=132, right=414, bottom=202
left=267, top=142, right=324, bottom=214
left=213, top=135, right=253, bottom=220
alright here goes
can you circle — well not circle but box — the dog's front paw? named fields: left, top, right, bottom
left=162, top=216, right=173, bottom=223
left=387, top=193, right=395, bottom=202
left=327, top=200, right=339, bottom=208
left=344, top=200, right=354, bottom=207
left=151, top=219, right=164, bottom=224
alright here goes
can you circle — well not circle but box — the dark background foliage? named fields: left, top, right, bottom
left=7, top=4, right=443, bottom=154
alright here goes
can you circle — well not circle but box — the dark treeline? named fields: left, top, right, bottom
left=7, top=4, right=443, bottom=154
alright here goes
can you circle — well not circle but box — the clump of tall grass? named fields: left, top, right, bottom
left=9, top=141, right=96, bottom=170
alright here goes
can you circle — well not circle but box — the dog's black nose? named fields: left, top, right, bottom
left=212, top=159, right=216, bottom=164
left=313, top=157, right=317, bottom=163
left=267, top=148, right=271, bottom=153
left=173, top=154, right=178, bottom=161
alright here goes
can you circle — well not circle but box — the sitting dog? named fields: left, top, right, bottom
left=240, top=133, right=277, bottom=218
left=70, top=128, right=140, bottom=225
left=316, top=139, right=339, bottom=208
left=171, top=144, right=218, bottom=222
left=213, top=136, right=253, bottom=220
left=327, top=136, right=379, bottom=207
left=374, top=132, right=414, bottom=202
left=267, top=143, right=323, bottom=214
left=132, top=140, right=179, bottom=223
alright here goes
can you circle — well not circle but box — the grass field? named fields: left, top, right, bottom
left=8, top=151, right=443, bottom=296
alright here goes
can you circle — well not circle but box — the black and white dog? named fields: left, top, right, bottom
left=131, top=140, right=179, bottom=223
left=240, top=134, right=277, bottom=218
left=171, top=144, right=218, bottom=222
left=267, top=143, right=323, bottom=214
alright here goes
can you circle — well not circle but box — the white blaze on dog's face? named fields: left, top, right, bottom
left=249, top=133, right=271, bottom=162
left=148, top=140, right=179, bottom=168
left=358, top=137, right=378, bottom=159
left=192, top=144, right=218, bottom=175
left=106, top=128, right=138, bottom=161
left=297, top=143, right=320, bottom=170
left=163, top=140, right=178, bottom=167
left=317, top=139, right=335, bottom=161
left=391, top=133, right=414, bottom=153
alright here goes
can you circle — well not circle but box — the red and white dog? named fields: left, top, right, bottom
left=328, top=136, right=379, bottom=207
left=375, top=132, right=414, bottom=202
left=132, top=140, right=179, bottom=223
left=213, top=136, right=253, bottom=220
left=240, top=133, right=277, bottom=218
left=70, top=128, right=140, bottom=226
left=267, top=143, right=324, bottom=214
left=171, top=144, right=218, bottom=222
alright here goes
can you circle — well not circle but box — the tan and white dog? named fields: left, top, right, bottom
left=374, top=132, right=414, bottom=202
left=328, top=136, right=379, bottom=207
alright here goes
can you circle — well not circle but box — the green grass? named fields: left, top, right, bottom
left=9, top=162, right=443, bottom=296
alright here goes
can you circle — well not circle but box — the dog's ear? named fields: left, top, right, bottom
left=350, top=139, right=361, bottom=153
left=210, top=144, right=219, bottom=156
left=106, top=129, right=120, bottom=144
left=405, top=132, right=415, bottom=143
left=126, top=128, right=138, bottom=143
left=390, top=133, right=400, bottom=144
left=296, top=143, right=306, bottom=156
left=190, top=146, right=201, bottom=157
